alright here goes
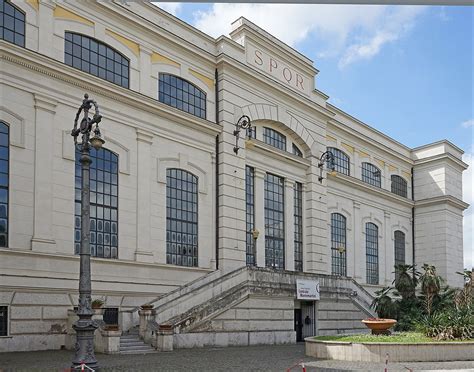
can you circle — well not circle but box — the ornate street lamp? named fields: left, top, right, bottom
left=318, top=150, right=336, bottom=182
left=233, top=115, right=252, bottom=154
left=70, top=94, right=104, bottom=370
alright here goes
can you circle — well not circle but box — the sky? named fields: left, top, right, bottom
left=154, top=3, right=473, bottom=269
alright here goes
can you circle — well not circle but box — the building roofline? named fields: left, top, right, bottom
left=411, top=139, right=465, bottom=155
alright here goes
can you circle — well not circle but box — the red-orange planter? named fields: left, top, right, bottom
left=361, top=318, right=397, bottom=335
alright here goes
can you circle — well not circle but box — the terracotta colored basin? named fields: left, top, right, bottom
left=362, top=318, right=397, bottom=332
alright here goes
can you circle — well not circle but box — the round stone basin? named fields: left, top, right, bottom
left=361, top=318, right=397, bottom=334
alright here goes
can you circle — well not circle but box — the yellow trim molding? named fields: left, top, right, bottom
left=189, top=68, right=214, bottom=90
left=402, top=171, right=411, bottom=179
left=26, top=0, right=39, bottom=11
left=358, top=150, right=370, bottom=158
left=106, top=29, right=139, bottom=57
left=151, top=52, right=180, bottom=68
left=53, top=6, right=94, bottom=27
left=375, top=158, right=385, bottom=168
left=326, top=134, right=337, bottom=143
left=388, top=164, right=397, bottom=172
left=341, top=142, right=354, bottom=154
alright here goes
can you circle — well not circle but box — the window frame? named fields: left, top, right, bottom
left=0, top=0, right=26, bottom=47
left=327, top=147, right=350, bottom=176
left=263, top=127, right=287, bottom=152
left=292, top=143, right=303, bottom=158
left=391, top=175, right=408, bottom=198
left=0, top=121, right=9, bottom=249
left=394, top=230, right=406, bottom=267
left=361, top=162, right=382, bottom=188
left=294, top=182, right=303, bottom=272
left=0, top=305, right=8, bottom=337
left=64, top=32, right=130, bottom=88
left=245, top=166, right=256, bottom=266
left=365, top=222, right=379, bottom=285
left=331, top=213, right=347, bottom=276
left=264, top=173, right=285, bottom=269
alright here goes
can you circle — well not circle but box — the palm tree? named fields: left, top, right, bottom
left=420, top=264, right=442, bottom=315
left=393, top=264, right=418, bottom=300
left=371, top=287, right=397, bottom=319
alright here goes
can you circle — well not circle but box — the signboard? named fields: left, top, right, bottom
left=296, top=279, right=320, bottom=301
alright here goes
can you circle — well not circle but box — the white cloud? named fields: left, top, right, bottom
left=462, top=119, right=474, bottom=128
left=153, top=2, right=182, bottom=16
left=463, top=147, right=473, bottom=270
left=192, top=4, right=424, bottom=68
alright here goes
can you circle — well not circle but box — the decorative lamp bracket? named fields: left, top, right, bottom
left=233, top=115, right=251, bottom=154
left=318, top=150, right=335, bottom=183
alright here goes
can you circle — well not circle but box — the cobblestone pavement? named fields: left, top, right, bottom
left=1, top=344, right=474, bottom=372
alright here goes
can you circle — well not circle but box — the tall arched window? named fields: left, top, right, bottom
left=159, top=74, right=206, bottom=119
left=263, top=127, right=286, bottom=151
left=327, top=147, right=350, bottom=176
left=391, top=175, right=408, bottom=198
left=0, top=122, right=9, bottom=247
left=264, top=173, right=285, bottom=269
left=245, top=166, right=255, bottom=266
left=394, top=230, right=406, bottom=270
left=294, top=182, right=303, bottom=272
left=366, top=222, right=379, bottom=284
left=166, top=169, right=198, bottom=267
left=1, top=0, right=25, bottom=47
left=65, top=32, right=130, bottom=88
left=362, top=162, right=381, bottom=188
left=75, top=148, right=119, bottom=259
left=331, top=213, right=346, bottom=276
left=292, top=144, right=303, bottom=157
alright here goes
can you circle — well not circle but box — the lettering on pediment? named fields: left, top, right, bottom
left=246, top=43, right=311, bottom=96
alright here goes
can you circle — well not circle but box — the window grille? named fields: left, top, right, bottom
left=0, top=306, right=7, bottom=336
left=292, top=144, right=303, bottom=157
left=391, top=175, right=408, bottom=198
left=75, top=148, right=119, bottom=259
left=294, top=182, right=303, bottom=272
left=0, top=0, right=25, bottom=47
left=263, top=127, right=286, bottom=151
left=103, top=308, right=119, bottom=325
left=245, top=166, right=256, bottom=266
left=394, top=230, right=406, bottom=278
left=327, top=147, right=350, bottom=175
left=366, top=222, right=379, bottom=284
left=362, top=162, right=381, bottom=188
left=159, top=74, right=206, bottom=119
left=65, top=32, right=130, bottom=88
left=166, top=169, right=198, bottom=267
left=0, top=122, right=8, bottom=248
left=331, top=213, right=347, bottom=276
left=264, top=173, right=285, bottom=269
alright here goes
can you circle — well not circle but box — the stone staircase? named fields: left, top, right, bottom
left=120, top=330, right=156, bottom=354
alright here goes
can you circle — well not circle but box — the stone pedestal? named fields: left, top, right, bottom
left=95, top=328, right=122, bottom=354
left=138, top=307, right=155, bottom=340
left=156, top=325, right=174, bottom=352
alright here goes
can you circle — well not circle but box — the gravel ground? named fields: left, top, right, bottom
left=1, top=344, right=473, bottom=372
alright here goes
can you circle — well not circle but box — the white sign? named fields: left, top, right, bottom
left=296, top=279, right=320, bottom=300
left=246, top=44, right=311, bottom=97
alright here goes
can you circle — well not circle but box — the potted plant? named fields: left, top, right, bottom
left=141, top=304, right=154, bottom=310
left=91, top=299, right=104, bottom=309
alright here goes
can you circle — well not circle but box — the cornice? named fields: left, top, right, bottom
left=414, top=153, right=468, bottom=170
left=415, top=195, right=469, bottom=211
left=0, top=43, right=221, bottom=136
left=327, top=172, right=414, bottom=208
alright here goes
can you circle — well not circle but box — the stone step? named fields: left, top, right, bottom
left=120, top=341, right=145, bottom=346
left=120, top=349, right=157, bottom=354
left=120, top=344, right=154, bottom=350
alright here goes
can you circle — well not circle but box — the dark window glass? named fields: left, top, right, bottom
left=391, top=175, right=408, bottom=198
left=0, top=306, right=7, bottom=336
left=159, top=74, right=206, bottom=119
left=264, top=173, right=284, bottom=269
left=362, top=162, right=381, bottom=188
left=331, top=213, right=347, bottom=276
left=245, top=166, right=255, bottom=266
left=327, top=147, right=350, bottom=176
left=65, top=32, right=129, bottom=88
left=366, top=223, right=379, bottom=284
left=394, top=230, right=405, bottom=279
left=0, top=122, right=8, bottom=248
left=292, top=144, right=303, bottom=157
left=166, top=169, right=198, bottom=267
left=75, top=148, right=119, bottom=259
left=0, top=0, right=25, bottom=47
left=263, top=128, right=286, bottom=151
left=103, top=307, right=119, bottom=325
left=294, top=182, right=303, bottom=272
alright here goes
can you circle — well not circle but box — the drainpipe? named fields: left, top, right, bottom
left=215, top=68, right=219, bottom=270
left=411, top=166, right=415, bottom=279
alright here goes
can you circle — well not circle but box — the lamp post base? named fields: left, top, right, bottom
left=71, top=319, right=99, bottom=371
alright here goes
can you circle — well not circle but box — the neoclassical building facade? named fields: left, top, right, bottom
left=0, top=0, right=469, bottom=352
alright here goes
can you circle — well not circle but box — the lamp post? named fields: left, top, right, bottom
left=71, top=94, right=105, bottom=370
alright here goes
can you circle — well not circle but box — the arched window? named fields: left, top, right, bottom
left=294, top=182, right=303, bottom=272
left=1, top=0, right=25, bottom=47
left=327, top=147, right=350, bottom=176
left=65, top=32, right=130, bottom=88
left=292, top=144, right=303, bottom=157
left=391, top=175, right=407, bottom=198
left=166, top=169, right=198, bottom=267
left=331, top=213, right=347, bottom=276
left=264, top=173, right=285, bottom=269
left=394, top=230, right=405, bottom=270
left=159, top=74, right=206, bottom=119
left=245, top=166, right=255, bottom=266
left=362, top=162, right=381, bottom=188
left=75, top=148, right=119, bottom=259
left=263, top=127, right=286, bottom=151
left=0, top=122, right=8, bottom=247
left=366, top=222, right=379, bottom=284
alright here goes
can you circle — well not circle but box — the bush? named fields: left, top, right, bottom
left=418, top=307, right=473, bottom=340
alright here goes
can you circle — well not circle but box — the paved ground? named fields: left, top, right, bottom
left=1, top=344, right=474, bottom=372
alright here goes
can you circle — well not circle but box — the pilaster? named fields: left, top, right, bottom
left=31, top=93, right=57, bottom=252
left=382, top=211, right=391, bottom=285
left=38, top=1, right=55, bottom=58
left=139, top=46, right=154, bottom=98
left=284, top=179, right=295, bottom=271
left=352, top=201, right=362, bottom=281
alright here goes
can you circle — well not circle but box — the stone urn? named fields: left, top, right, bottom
left=361, top=318, right=397, bottom=335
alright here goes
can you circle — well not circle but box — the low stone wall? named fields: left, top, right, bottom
left=305, top=338, right=474, bottom=362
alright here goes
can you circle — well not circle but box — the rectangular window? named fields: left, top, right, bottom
left=294, top=182, right=303, bottom=272
left=0, top=306, right=7, bottom=336
left=264, top=173, right=285, bottom=269
left=366, top=223, right=379, bottom=284
left=245, top=166, right=256, bottom=266
left=103, top=307, right=119, bottom=325
left=0, top=0, right=25, bottom=47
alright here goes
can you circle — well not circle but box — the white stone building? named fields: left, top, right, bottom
left=0, top=1, right=469, bottom=352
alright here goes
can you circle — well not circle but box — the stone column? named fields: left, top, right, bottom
left=352, top=201, right=362, bottom=281
left=31, top=94, right=57, bottom=252
left=135, top=129, right=154, bottom=262
left=384, top=211, right=393, bottom=286
left=38, top=1, right=55, bottom=57
left=284, top=179, right=295, bottom=271
left=255, top=169, right=266, bottom=268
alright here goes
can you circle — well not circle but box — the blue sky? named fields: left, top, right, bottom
left=155, top=3, right=473, bottom=268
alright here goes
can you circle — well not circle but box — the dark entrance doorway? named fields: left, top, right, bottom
left=294, top=309, right=303, bottom=342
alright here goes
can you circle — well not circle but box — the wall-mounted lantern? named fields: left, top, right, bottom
left=318, top=150, right=336, bottom=182
left=233, top=115, right=252, bottom=154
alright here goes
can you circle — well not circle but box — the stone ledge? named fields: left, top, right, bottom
left=305, top=338, right=474, bottom=362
